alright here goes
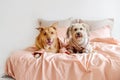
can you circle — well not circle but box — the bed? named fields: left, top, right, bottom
left=5, top=18, right=120, bottom=80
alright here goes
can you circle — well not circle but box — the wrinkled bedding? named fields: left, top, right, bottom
left=5, top=38, right=120, bottom=80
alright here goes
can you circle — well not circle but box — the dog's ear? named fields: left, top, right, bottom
left=81, top=23, right=90, bottom=36
left=66, top=25, right=73, bottom=38
left=38, top=19, right=42, bottom=26
left=51, top=22, right=58, bottom=30
left=36, top=27, right=44, bottom=32
left=37, top=19, right=44, bottom=31
left=73, top=19, right=83, bottom=23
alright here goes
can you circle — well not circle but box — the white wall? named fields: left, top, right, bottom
left=0, top=0, right=120, bottom=74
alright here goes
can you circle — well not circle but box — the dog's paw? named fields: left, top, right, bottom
left=67, top=50, right=74, bottom=54
left=65, top=51, right=71, bottom=54
left=34, top=53, right=41, bottom=58
left=59, top=48, right=71, bottom=54
left=33, top=49, right=45, bottom=58
left=34, top=52, right=41, bottom=58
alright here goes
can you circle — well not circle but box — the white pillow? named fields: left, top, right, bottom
left=83, top=18, right=114, bottom=31
left=73, top=18, right=114, bottom=31
left=38, top=18, right=72, bottom=27
left=37, top=18, right=73, bottom=42
left=72, top=18, right=114, bottom=39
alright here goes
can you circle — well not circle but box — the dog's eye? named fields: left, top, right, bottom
left=74, top=28, right=77, bottom=31
left=51, top=32, right=54, bottom=34
left=80, top=28, right=83, bottom=30
left=44, top=32, right=46, bottom=35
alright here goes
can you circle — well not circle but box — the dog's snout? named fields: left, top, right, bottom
left=76, top=32, right=82, bottom=37
left=47, top=38, right=53, bottom=45
left=77, top=32, right=81, bottom=36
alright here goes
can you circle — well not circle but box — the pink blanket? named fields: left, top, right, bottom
left=5, top=38, right=120, bottom=80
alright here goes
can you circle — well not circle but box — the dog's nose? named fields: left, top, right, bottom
left=47, top=38, right=51, bottom=42
left=77, top=32, right=81, bottom=36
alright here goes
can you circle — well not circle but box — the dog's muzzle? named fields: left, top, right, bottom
left=46, top=38, right=53, bottom=45
left=75, top=32, right=83, bottom=38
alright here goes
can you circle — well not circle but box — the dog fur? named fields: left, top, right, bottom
left=66, top=23, right=90, bottom=53
left=35, top=22, right=60, bottom=53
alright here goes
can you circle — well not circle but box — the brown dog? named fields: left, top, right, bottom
left=35, top=22, right=60, bottom=54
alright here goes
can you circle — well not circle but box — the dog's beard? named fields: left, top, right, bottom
left=73, top=34, right=83, bottom=41
left=75, top=35, right=83, bottom=41
left=75, top=33, right=82, bottom=39
left=73, top=33, right=88, bottom=45
left=74, top=37, right=85, bottom=44
left=72, top=36, right=88, bottom=49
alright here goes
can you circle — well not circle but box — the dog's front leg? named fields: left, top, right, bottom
left=82, top=49, right=88, bottom=53
left=34, top=49, right=45, bottom=58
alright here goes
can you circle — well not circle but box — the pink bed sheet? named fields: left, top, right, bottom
left=5, top=38, right=120, bottom=80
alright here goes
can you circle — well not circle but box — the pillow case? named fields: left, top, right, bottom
left=37, top=18, right=72, bottom=42
left=89, top=25, right=111, bottom=40
left=38, top=18, right=72, bottom=28
left=81, top=18, right=114, bottom=31
left=37, top=18, right=114, bottom=41
left=73, top=18, right=114, bottom=39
